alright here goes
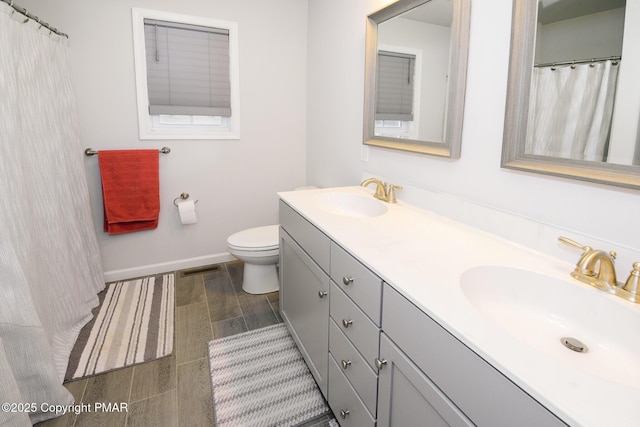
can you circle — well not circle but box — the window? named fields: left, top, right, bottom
left=376, top=50, right=416, bottom=121
left=132, top=8, right=240, bottom=139
left=374, top=47, right=421, bottom=140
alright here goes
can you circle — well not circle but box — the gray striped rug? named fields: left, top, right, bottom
left=65, top=273, right=174, bottom=380
left=208, top=323, right=332, bottom=427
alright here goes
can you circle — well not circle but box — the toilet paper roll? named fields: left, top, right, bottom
left=177, top=200, right=197, bottom=225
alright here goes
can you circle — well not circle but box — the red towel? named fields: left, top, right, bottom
left=98, top=150, right=160, bottom=235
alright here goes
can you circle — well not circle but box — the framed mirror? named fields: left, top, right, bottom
left=502, top=0, right=640, bottom=189
left=363, top=0, right=471, bottom=158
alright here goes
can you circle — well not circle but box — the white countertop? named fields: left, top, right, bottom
left=278, top=185, right=640, bottom=427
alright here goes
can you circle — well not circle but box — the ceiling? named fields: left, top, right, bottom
left=538, top=0, right=626, bottom=24
left=400, top=0, right=453, bottom=27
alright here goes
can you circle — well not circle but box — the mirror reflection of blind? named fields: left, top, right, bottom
left=376, top=51, right=416, bottom=121
left=144, top=19, right=231, bottom=117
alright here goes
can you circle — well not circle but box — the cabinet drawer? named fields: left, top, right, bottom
left=330, top=242, right=382, bottom=325
left=330, top=281, right=379, bottom=370
left=329, top=320, right=378, bottom=416
left=328, top=355, right=375, bottom=427
left=382, top=284, right=567, bottom=427
left=279, top=200, right=330, bottom=273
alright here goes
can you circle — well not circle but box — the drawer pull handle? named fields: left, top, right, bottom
left=318, top=291, right=328, bottom=298
left=340, top=410, right=350, bottom=419
left=341, top=359, right=352, bottom=369
left=342, top=319, right=353, bottom=328
left=342, top=276, right=354, bottom=286
left=375, top=358, right=388, bottom=370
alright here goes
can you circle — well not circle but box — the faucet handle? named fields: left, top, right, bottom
left=623, top=262, right=640, bottom=295
left=559, top=236, right=617, bottom=263
left=558, top=236, right=591, bottom=253
left=387, top=184, right=402, bottom=203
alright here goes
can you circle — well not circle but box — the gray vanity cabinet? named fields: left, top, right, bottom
left=279, top=201, right=331, bottom=397
left=279, top=198, right=567, bottom=427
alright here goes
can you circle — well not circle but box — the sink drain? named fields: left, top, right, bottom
left=561, top=337, right=588, bottom=353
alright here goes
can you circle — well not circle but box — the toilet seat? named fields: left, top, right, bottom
left=227, top=225, right=279, bottom=252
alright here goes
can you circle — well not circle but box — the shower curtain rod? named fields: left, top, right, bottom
left=1, top=0, right=68, bottom=38
left=535, top=56, right=621, bottom=68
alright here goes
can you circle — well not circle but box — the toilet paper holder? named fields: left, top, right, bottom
left=173, top=193, right=198, bottom=207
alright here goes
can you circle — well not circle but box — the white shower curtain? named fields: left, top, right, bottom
left=0, top=4, right=104, bottom=425
left=525, top=60, right=619, bottom=162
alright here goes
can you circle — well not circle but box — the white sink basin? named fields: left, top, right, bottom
left=460, top=265, right=640, bottom=387
left=312, top=192, right=388, bottom=218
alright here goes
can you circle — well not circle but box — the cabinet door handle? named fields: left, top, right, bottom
left=340, top=409, right=350, bottom=419
left=375, top=358, right=388, bottom=370
left=342, top=318, right=353, bottom=328
left=342, top=276, right=354, bottom=286
left=341, top=359, right=352, bottom=369
left=318, top=290, right=328, bottom=298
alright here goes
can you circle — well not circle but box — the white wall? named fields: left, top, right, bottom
left=306, top=0, right=640, bottom=252
left=20, top=0, right=308, bottom=280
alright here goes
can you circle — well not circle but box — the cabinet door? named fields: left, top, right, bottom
left=377, top=334, right=473, bottom=427
left=280, top=229, right=329, bottom=396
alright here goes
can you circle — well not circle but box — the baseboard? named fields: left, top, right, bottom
left=103, top=252, right=236, bottom=282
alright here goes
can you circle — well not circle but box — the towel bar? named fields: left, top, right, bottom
left=84, top=147, right=171, bottom=156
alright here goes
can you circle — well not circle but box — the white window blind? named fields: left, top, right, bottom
left=376, top=50, right=416, bottom=121
left=144, top=19, right=231, bottom=117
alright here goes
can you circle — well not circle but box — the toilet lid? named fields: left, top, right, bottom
left=227, top=225, right=279, bottom=250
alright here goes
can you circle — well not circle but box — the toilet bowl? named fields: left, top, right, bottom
left=227, top=225, right=280, bottom=294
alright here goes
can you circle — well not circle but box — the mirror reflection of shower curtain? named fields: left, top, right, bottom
left=525, top=60, right=619, bottom=162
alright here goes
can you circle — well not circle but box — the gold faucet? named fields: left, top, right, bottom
left=559, top=236, right=617, bottom=290
left=559, top=236, right=640, bottom=303
left=360, top=178, right=402, bottom=203
left=574, top=249, right=618, bottom=289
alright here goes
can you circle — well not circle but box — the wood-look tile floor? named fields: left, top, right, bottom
left=36, top=261, right=334, bottom=427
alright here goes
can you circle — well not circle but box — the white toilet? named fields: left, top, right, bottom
left=227, top=224, right=280, bottom=294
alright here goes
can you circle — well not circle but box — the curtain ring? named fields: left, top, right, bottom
left=22, top=9, right=29, bottom=23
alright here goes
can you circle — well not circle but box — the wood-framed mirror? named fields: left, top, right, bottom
left=502, top=0, right=640, bottom=190
left=363, top=0, right=471, bottom=158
